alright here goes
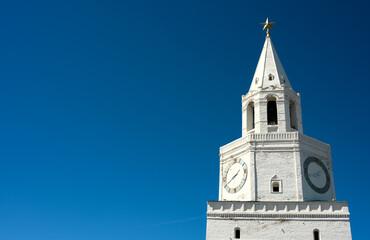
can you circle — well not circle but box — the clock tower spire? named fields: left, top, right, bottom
left=206, top=19, right=352, bottom=240
left=242, top=20, right=302, bottom=136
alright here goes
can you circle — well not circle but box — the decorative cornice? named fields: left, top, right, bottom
left=207, top=212, right=349, bottom=220
left=207, top=201, right=350, bottom=221
left=242, top=87, right=298, bottom=101
left=220, top=132, right=330, bottom=155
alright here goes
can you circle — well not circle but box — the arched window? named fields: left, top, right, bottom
left=289, top=100, right=297, bottom=130
left=234, top=228, right=240, bottom=239
left=247, top=102, right=255, bottom=131
left=313, top=229, right=320, bottom=240
left=271, top=176, right=282, bottom=193
left=267, top=97, right=278, bottom=125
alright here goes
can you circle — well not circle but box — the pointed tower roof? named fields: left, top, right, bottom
left=248, top=35, right=292, bottom=92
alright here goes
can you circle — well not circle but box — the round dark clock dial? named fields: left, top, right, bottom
left=303, top=157, right=330, bottom=194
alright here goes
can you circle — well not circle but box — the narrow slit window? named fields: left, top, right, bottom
left=313, top=229, right=320, bottom=240
left=235, top=228, right=240, bottom=239
left=273, top=182, right=280, bottom=192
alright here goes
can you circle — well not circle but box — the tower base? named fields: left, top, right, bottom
left=206, top=201, right=351, bottom=240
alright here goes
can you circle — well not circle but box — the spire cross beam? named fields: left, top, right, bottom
left=260, top=18, right=276, bottom=37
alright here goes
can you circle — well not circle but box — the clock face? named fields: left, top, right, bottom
left=303, top=157, right=330, bottom=194
left=223, top=158, right=247, bottom=194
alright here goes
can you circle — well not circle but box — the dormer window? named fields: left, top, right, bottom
left=268, top=74, right=274, bottom=80
left=271, top=176, right=282, bottom=193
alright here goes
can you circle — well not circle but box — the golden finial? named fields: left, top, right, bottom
left=260, top=18, right=276, bottom=37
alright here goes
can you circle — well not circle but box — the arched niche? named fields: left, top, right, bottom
left=267, top=96, right=278, bottom=125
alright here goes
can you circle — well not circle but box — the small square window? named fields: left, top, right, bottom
left=271, top=179, right=282, bottom=193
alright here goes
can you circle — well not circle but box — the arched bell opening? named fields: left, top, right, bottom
left=289, top=100, right=298, bottom=130
left=247, top=102, right=255, bottom=131
left=267, top=97, right=278, bottom=125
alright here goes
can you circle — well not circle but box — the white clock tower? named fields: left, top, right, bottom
left=206, top=19, right=352, bottom=240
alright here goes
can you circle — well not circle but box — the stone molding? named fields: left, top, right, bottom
left=207, top=201, right=349, bottom=220
left=242, top=87, right=298, bottom=101
left=207, top=212, right=349, bottom=220
left=220, top=132, right=330, bottom=155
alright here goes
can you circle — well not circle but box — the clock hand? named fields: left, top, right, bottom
left=313, top=170, right=322, bottom=177
left=226, top=170, right=240, bottom=186
left=226, top=175, right=237, bottom=186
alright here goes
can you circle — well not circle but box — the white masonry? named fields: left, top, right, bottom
left=206, top=32, right=352, bottom=240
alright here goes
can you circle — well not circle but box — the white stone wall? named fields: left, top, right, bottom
left=206, top=218, right=351, bottom=240
left=206, top=201, right=352, bottom=240
left=219, top=132, right=335, bottom=202
left=255, top=151, right=297, bottom=201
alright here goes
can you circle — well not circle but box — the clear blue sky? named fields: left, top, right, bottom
left=0, top=0, right=369, bottom=239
